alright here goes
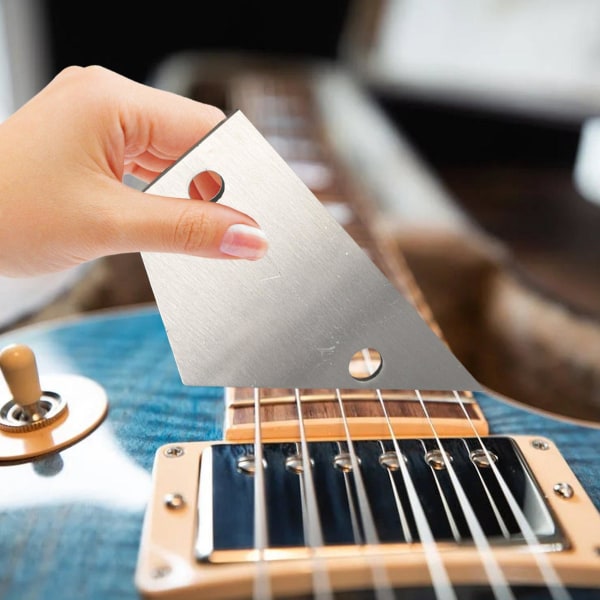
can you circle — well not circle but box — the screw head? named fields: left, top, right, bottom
left=164, top=492, right=186, bottom=510
left=333, top=452, right=360, bottom=473
left=236, top=453, right=268, bottom=475
left=424, top=448, right=453, bottom=471
left=164, top=446, right=184, bottom=458
left=151, top=565, right=171, bottom=579
left=553, top=482, right=574, bottom=499
left=531, top=439, right=550, bottom=451
left=470, top=448, right=498, bottom=468
left=379, top=450, right=406, bottom=471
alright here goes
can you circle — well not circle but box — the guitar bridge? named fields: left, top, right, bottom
left=136, top=435, right=600, bottom=598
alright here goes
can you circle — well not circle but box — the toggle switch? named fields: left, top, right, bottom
left=0, top=344, right=68, bottom=432
left=0, top=343, right=108, bottom=462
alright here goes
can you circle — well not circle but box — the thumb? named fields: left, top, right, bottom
left=104, top=187, right=269, bottom=261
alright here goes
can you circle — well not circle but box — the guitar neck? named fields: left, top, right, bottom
left=218, top=70, right=487, bottom=441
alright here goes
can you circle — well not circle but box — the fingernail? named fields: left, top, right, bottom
left=220, top=224, right=268, bottom=260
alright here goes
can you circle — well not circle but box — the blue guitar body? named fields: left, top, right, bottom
left=0, top=306, right=599, bottom=599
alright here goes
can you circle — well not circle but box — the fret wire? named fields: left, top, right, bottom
left=335, top=389, right=395, bottom=600
left=377, top=440, right=414, bottom=543
left=458, top=438, right=511, bottom=540
left=417, top=438, right=462, bottom=543
left=294, top=388, right=334, bottom=600
left=252, top=387, right=272, bottom=600
left=452, top=390, right=572, bottom=600
left=230, top=390, right=477, bottom=409
left=414, top=389, right=515, bottom=600
left=375, top=389, right=457, bottom=600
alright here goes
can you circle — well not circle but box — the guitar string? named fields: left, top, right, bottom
left=358, top=348, right=457, bottom=600
left=250, top=83, right=339, bottom=600
left=258, top=82, right=560, bottom=599
left=417, top=437, right=463, bottom=543
left=294, top=388, right=334, bottom=600
left=377, top=440, right=413, bottom=543
left=335, top=440, right=363, bottom=544
left=374, top=388, right=458, bottom=600
left=250, top=81, right=552, bottom=598
left=452, top=390, right=572, bottom=600
left=251, top=80, right=459, bottom=599
left=252, top=387, right=272, bottom=600
left=458, top=438, right=511, bottom=540
left=414, top=389, right=515, bottom=600
left=295, top=440, right=311, bottom=547
left=335, top=388, right=395, bottom=600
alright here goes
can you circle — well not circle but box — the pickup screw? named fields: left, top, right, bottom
left=151, top=565, right=171, bottom=579
left=164, top=446, right=184, bottom=458
left=424, top=448, right=453, bottom=470
left=333, top=452, right=360, bottom=473
left=164, top=492, right=185, bottom=510
left=531, top=439, right=550, bottom=451
left=553, top=482, right=574, bottom=499
left=470, top=448, right=498, bottom=468
left=237, top=453, right=267, bottom=475
left=285, top=453, right=313, bottom=474
left=379, top=450, right=406, bottom=471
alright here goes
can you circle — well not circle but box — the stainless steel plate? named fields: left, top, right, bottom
left=141, top=111, right=481, bottom=391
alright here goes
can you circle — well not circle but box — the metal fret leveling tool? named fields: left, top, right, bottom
left=142, top=111, right=481, bottom=392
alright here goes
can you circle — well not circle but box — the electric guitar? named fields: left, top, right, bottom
left=1, top=63, right=599, bottom=600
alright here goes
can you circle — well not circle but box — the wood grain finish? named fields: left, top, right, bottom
left=225, top=389, right=486, bottom=441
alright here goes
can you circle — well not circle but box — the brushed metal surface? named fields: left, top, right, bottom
left=141, top=111, right=481, bottom=391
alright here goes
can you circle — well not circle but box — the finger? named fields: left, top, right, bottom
left=44, top=66, right=225, bottom=174
left=124, top=151, right=174, bottom=178
left=124, top=162, right=167, bottom=183
left=102, top=185, right=268, bottom=261
left=115, top=75, right=226, bottom=162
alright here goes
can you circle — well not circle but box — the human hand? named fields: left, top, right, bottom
left=0, top=66, right=268, bottom=277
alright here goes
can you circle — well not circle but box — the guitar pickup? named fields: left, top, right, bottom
left=136, top=435, right=600, bottom=598
left=196, top=438, right=563, bottom=563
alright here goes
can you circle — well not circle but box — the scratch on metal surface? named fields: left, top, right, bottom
left=317, top=346, right=337, bottom=357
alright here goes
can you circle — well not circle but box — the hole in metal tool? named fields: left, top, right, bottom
left=349, top=348, right=382, bottom=381
left=188, top=170, right=224, bottom=202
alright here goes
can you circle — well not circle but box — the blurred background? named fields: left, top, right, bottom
left=0, top=0, right=598, bottom=421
